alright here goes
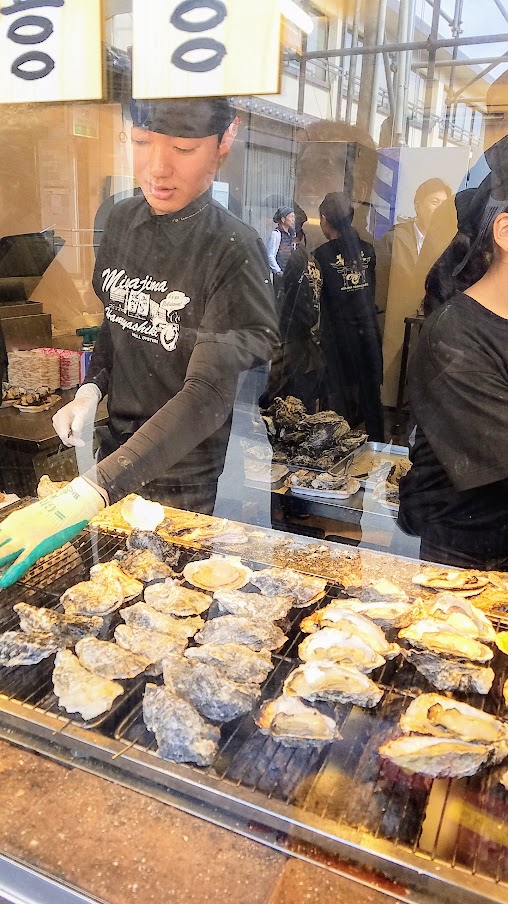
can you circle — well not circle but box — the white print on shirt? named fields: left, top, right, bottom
left=330, top=251, right=370, bottom=292
left=101, top=268, right=191, bottom=351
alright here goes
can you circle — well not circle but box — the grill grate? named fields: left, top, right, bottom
left=0, top=521, right=507, bottom=900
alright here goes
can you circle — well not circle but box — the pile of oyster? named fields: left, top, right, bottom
left=380, top=694, right=508, bottom=778
left=262, top=396, right=367, bottom=471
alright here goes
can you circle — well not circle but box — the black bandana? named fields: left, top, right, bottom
left=130, top=97, right=234, bottom=139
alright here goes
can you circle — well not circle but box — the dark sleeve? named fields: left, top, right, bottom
left=409, top=320, right=508, bottom=492
left=82, top=318, right=113, bottom=398
left=0, top=320, right=7, bottom=387
left=90, top=236, right=279, bottom=502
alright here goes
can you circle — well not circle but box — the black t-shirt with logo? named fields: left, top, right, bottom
left=398, top=292, right=508, bottom=556
left=84, top=190, right=278, bottom=501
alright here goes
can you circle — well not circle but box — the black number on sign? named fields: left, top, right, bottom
left=11, top=49, right=54, bottom=80
left=170, top=0, right=227, bottom=33
left=7, top=14, right=53, bottom=44
left=172, top=37, right=226, bottom=72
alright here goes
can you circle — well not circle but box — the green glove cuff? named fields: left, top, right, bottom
left=0, top=519, right=88, bottom=588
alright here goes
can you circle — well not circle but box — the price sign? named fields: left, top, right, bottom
left=132, top=0, right=281, bottom=99
left=0, top=0, right=103, bottom=104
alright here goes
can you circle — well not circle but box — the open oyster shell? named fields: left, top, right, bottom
left=411, top=568, right=489, bottom=596
left=419, top=593, right=496, bottom=643
left=379, top=735, right=495, bottom=778
left=300, top=605, right=400, bottom=659
left=298, top=628, right=386, bottom=672
left=256, top=695, right=341, bottom=746
left=399, top=618, right=493, bottom=663
left=283, top=661, right=383, bottom=708
left=402, top=649, right=495, bottom=695
left=183, top=556, right=252, bottom=592
left=340, top=598, right=414, bottom=629
left=400, top=694, right=508, bottom=744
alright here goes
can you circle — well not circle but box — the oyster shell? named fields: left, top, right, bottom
left=411, top=568, right=489, bottom=596
left=61, top=571, right=124, bottom=617
left=504, top=679, right=508, bottom=706
left=402, top=649, right=495, bottom=695
left=300, top=605, right=400, bottom=659
left=298, top=628, right=386, bottom=672
left=126, top=530, right=181, bottom=567
left=213, top=588, right=294, bottom=621
left=256, top=695, right=341, bottom=747
left=399, top=618, right=493, bottom=662
left=379, top=735, right=494, bottom=778
left=53, top=650, right=123, bottom=720
left=163, top=657, right=260, bottom=723
left=184, top=643, right=272, bottom=685
left=14, top=603, right=103, bottom=647
left=143, top=683, right=220, bottom=765
left=340, top=598, right=414, bottom=629
left=346, top=580, right=408, bottom=601
left=195, top=615, right=287, bottom=652
left=0, top=630, right=58, bottom=666
left=420, top=593, right=496, bottom=643
left=122, top=496, right=164, bottom=531
left=114, top=549, right=176, bottom=584
left=90, top=562, right=143, bottom=600
left=75, top=637, right=150, bottom=680
left=400, top=694, right=508, bottom=744
left=183, top=556, right=252, bottom=592
left=283, top=661, right=383, bottom=708
left=120, top=602, right=203, bottom=638
left=250, top=567, right=326, bottom=607
left=114, top=624, right=187, bottom=676
left=144, top=580, right=210, bottom=617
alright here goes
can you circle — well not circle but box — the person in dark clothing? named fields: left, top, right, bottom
left=314, top=192, right=384, bottom=441
left=398, top=135, right=508, bottom=569
left=0, top=97, right=278, bottom=588
left=266, top=206, right=296, bottom=310
left=0, top=319, right=7, bottom=392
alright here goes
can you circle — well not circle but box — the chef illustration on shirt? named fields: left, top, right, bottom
left=0, top=96, right=278, bottom=589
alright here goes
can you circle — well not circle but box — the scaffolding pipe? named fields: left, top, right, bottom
left=425, top=0, right=453, bottom=25
left=297, top=33, right=308, bottom=114
left=345, top=0, right=361, bottom=124
left=368, top=0, right=389, bottom=135
left=403, top=0, right=417, bottom=134
left=394, top=0, right=409, bottom=145
left=449, top=52, right=508, bottom=101
left=421, top=0, right=441, bottom=146
left=336, top=0, right=351, bottom=120
left=414, top=54, right=508, bottom=67
left=443, top=0, right=463, bottom=146
left=300, top=31, right=508, bottom=61
left=492, top=0, right=508, bottom=26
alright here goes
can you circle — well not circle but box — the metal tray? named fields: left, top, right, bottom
left=347, top=442, right=409, bottom=488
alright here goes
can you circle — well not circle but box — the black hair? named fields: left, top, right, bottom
left=414, top=178, right=452, bottom=206
left=423, top=231, right=493, bottom=316
left=319, top=192, right=354, bottom=230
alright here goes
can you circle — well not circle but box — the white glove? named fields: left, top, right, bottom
left=52, top=384, right=101, bottom=448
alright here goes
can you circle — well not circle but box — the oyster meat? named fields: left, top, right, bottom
left=14, top=603, right=103, bottom=646
left=120, top=603, right=203, bottom=638
left=256, top=695, right=341, bottom=747
left=250, top=567, right=326, bottom=607
left=75, top=637, right=150, bottom=680
left=53, top=650, right=124, bottom=720
left=400, top=694, right=508, bottom=744
left=402, top=649, right=495, bottom=695
left=379, top=735, right=494, bottom=778
left=284, top=661, right=383, bottom=708
left=126, top=530, right=181, bottom=567
left=184, top=643, right=272, bottom=685
left=143, top=683, right=220, bottom=765
left=183, top=556, right=252, bottom=592
left=340, top=598, right=414, bottom=629
left=144, top=579, right=210, bottom=617
left=420, top=593, right=496, bottom=643
left=412, top=568, right=489, bottom=596
left=90, top=562, right=143, bottom=600
left=300, top=605, right=400, bottom=659
left=298, top=628, right=386, bottom=672
left=346, top=580, right=408, bottom=601
left=163, top=657, right=260, bottom=722
left=195, top=615, right=287, bottom=651
left=114, top=624, right=187, bottom=676
left=0, top=630, right=58, bottom=666
left=114, top=548, right=176, bottom=584
left=399, top=618, right=493, bottom=662
left=213, top=588, right=294, bottom=621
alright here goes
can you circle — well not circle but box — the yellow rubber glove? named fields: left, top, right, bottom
left=0, top=477, right=108, bottom=588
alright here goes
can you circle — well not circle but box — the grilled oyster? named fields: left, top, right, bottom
left=379, top=735, right=494, bottom=778
left=250, top=567, right=326, bottom=607
left=126, top=530, right=181, bottom=567
left=114, top=624, right=187, bottom=676
left=144, top=579, right=210, bottom=617
left=213, top=588, right=294, bottom=621
left=256, top=695, right=340, bottom=747
left=114, top=549, right=176, bottom=584
left=90, top=562, right=143, bottom=600
left=346, top=580, right=408, bottom=601
left=300, top=605, right=400, bottom=659
left=143, top=683, right=220, bottom=766
left=120, top=603, right=203, bottom=638
left=399, top=619, right=493, bottom=663
left=183, top=556, right=252, bottom=592
left=340, top=598, right=414, bottom=629
left=412, top=568, right=489, bottom=596
left=402, top=649, right=495, bottom=695
left=61, top=572, right=124, bottom=617
left=298, top=628, right=386, bottom=672
left=495, top=632, right=508, bottom=656
left=53, top=650, right=124, bottom=720
left=122, top=496, right=164, bottom=531
left=163, top=657, right=260, bottom=723
left=0, top=630, right=58, bottom=666
left=14, top=603, right=103, bottom=646
left=400, top=694, right=508, bottom=744
left=184, top=643, right=272, bottom=685
left=75, top=637, right=150, bottom=680
left=504, top=679, right=508, bottom=706
left=284, top=661, right=383, bottom=708
left=195, top=615, right=287, bottom=652
left=420, top=593, right=496, bottom=643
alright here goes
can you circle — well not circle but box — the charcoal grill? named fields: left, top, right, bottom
left=0, top=517, right=507, bottom=904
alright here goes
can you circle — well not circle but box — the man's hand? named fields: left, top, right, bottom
left=52, top=384, right=101, bottom=448
left=0, top=477, right=107, bottom=588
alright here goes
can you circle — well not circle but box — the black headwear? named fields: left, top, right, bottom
left=130, top=97, right=234, bottom=139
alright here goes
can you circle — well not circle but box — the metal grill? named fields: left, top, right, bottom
left=0, top=520, right=508, bottom=903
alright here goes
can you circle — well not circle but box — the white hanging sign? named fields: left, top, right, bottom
left=0, top=0, right=103, bottom=104
left=132, top=0, right=281, bottom=99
